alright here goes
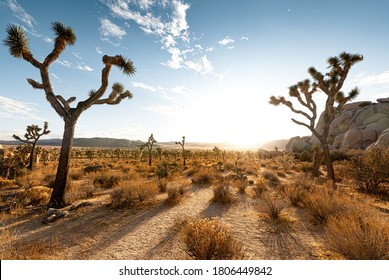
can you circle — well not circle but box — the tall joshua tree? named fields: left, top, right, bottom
left=13, top=122, right=50, bottom=170
left=4, top=23, right=135, bottom=208
left=140, top=133, right=157, bottom=166
left=175, top=136, right=186, bottom=167
left=269, top=52, right=363, bottom=185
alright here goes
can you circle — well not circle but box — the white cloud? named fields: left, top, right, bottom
left=353, top=71, right=389, bottom=86
left=206, top=46, right=215, bottom=52
left=104, top=0, right=213, bottom=75
left=226, top=46, right=235, bottom=50
left=7, top=0, right=36, bottom=28
left=0, top=95, right=42, bottom=120
left=51, top=73, right=60, bottom=80
left=72, top=52, right=83, bottom=60
left=171, top=86, right=190, bottom=95
left=99, top=18, right=127, bottom=39
left=145, top=104, right=184, bottom=116
left=56, top=59, right=72, bottom=67
left=215, top=72, right=227, bottom=85
left=77, top=64, right=94, bottom=72
left=5, top=0, right=52, bottom=44
left=185, top=55, right=214, bottom=75
left=132, top=82, right=158, bottom=92
left=96, top=47, right=103, bottom=54
left=240, top=36, right=249, bottom=41
left=218, top=36, right=235, bottom=46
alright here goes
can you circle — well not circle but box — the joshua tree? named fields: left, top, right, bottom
left=175, top=136, right=187, bottom=166
left=269, top=52, right=363, bottom=185
left=140, top=133, right=157, bottom=166
left=213, top=146, right=221, bottom=161
left=4, top=23, right=135, bottom=208
left=12, top=122, right=50, bottom=170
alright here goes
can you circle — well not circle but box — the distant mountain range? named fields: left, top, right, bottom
left=0, top=137, right=231, bottom=150
left=0, top=137, right=289, bottom=150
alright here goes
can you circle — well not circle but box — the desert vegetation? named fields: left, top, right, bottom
left=1, top=144, right=388, bottom=260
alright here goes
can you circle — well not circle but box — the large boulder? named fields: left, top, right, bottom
left=285, top=136, right=312, bottom=152
left=311, top=99, right=389, bottom=150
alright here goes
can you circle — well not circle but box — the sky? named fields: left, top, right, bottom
left=0, top=0, right=389, bottom=148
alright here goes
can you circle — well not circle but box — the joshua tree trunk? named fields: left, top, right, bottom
left=49, top=117, right=76, bottom=208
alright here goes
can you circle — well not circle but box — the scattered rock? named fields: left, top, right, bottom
left=377, top=97, right=389, bottom=103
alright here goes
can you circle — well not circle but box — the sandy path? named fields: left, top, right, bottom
left=85, top=186, right=214, bottom=259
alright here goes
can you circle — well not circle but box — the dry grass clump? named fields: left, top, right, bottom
left=181, top=217, right=244, bottom=260
left=262, top=170, right=280, bottom=186
left=191, top=169, right=217, bottom=186
left=93, top=173, right=121, bottom=189
left=252, top=177, right=268, bottom=198
left=165, top=179, right=191, bottom=205
left=0, top=229, right=59, bottom=259
left=22, top=186, right=52, bottom=206
left=0, top=178, right=15, bottom=188
left=325, top=214, right=389, bottom=260
left=110, top=180, right=158, bottom=209
left=261, top=194, right=287, bottom=221
left=303, top=187, right=351, bottom=225
left=212, top=185, right=235, bottom=204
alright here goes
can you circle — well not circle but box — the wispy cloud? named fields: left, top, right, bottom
left=353, top=71, right=389, bottom=86
left=96, top=47, right=103, bottom=54
left=0, top=95, right=42, bottom=120
left=132, top=81, right=158, bottom=92
left=145, top=104, right=184, bottom=116
left=56, top=59, right=72, bottom=67
left=77, top=64, right=94, bottom=72
left=99, top=18, right=127, bottom=39
left=7, top=0, right=36, bottom=28
left=5, top=0, right=52, bottom=44
left=218, top=36, right=235, bottom=46
left=240, top=36, right=249, bottom=41
left=103, top=0, right=214, bottom=75
left=72, top=52, right=83, bottom=60
left=171, top=86, right=190, bottom=95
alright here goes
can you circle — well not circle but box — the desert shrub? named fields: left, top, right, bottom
left=295, top=150, right=312, bottom=162
left=166, top=186, right=186, bottom=204
left=191, top=169, right=215, bottom=186
left=155, top=162, right=169, bottom=179
left=325, top=214, right=389, bottom=259
left=69, top=169, right=83, bottom=180
left=0, top=178, right=15, bottom=188
left=252, top=177, right=268, bottom=198
left=22, top=186, right=52, bottom=206
left=275, top=153, right=295, bottom=172
left=303, top=187, right=351, bottom=225
left=284, top=185, right=308, bottom=208
left=93, top=174, right=120, bottom=189
left=261, top=195, right=287, bottom=220
left=83, top=164, right=104, bottom=174
left=181, top=218, right=243, bottom=260
left=157, top=179, right=168, bottom=193
left=262, top=170, right=280, bottom=186
left=110, top=180, right=158, bottom=208
left=330, top=149, right=349, bottom=162
left=0, top=229, right=58, bottom=259
left=343, top=147, right=389, bottom=194
left=212, top=185, right=234, bottom=204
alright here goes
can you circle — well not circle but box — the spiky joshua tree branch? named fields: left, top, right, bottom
left=4, top=22, right=136, bottom=208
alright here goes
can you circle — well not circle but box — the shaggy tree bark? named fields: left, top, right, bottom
left=269, top=52, right=363, bottom=186
left=5, top=23, right=135, bottom=208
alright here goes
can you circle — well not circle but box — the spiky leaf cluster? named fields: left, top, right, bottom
left=52, top=22, right=76, bottom=46
left=116, top=55, right=136, bottom=76
left=4, top=24, right=29, bottom=58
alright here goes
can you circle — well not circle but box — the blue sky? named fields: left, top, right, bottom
left=1, top=0, right=389, bottom=148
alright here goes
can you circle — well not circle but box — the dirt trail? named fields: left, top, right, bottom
left=77, top=186, right=214, bottom=259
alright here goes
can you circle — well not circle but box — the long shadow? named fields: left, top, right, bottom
left=258, top=221, right=317, bottom=260
left=5, top=199, right=172, bottom=259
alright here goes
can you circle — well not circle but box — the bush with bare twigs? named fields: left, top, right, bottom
left=181, top=217, right=244, bottom=260
left=110, top=180, right=158, bottom=209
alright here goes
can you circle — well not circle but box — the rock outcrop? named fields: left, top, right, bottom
left=311, top=98, right=389, bottom=150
